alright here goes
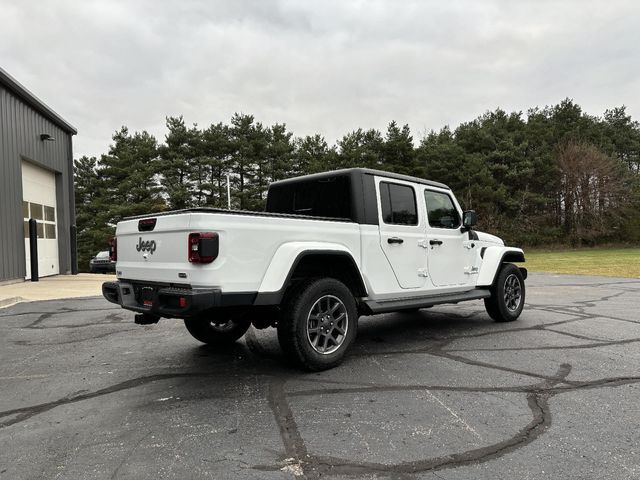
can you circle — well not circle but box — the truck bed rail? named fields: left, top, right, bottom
left=123, top=207, right=354, bottom=223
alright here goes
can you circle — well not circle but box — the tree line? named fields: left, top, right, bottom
left=74, top=99, right=640, bottom=270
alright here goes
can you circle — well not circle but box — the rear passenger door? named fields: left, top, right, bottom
left=377, top=178, right=428, bottom=289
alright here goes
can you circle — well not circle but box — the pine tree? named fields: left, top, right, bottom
left=74, top=156, right=112, bottom=271
left=200, top=122, right=232, bottom=207
left=158, top=116, right=199, bottom=209
left=266, top=123, right=295, bottom=183
left=72, top=101, right=640, bottom=252
left=337, top=128, right=384, bottom=170
left=382, top=121, right=415, bottom=175
left=228, top=113, right=270, bottom=210
left=99, top=127, right=163, bottom=222
left=293, top=134, right=337, bottom=174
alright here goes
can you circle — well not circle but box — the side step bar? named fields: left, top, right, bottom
left=362, top=288, right=491, bottom=315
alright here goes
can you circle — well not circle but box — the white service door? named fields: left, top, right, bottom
left=22, top=161, right=59, bottom=278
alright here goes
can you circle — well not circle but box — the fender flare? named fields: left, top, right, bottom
left=254, top=242, right=366, bottom=305
left=476, top=246, right=526, bottom=287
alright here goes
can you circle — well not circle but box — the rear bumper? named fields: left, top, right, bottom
left=102, top=281, right=224, bottom=318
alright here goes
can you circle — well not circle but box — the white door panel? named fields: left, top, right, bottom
left=426, top=231, right=467, bottom=286
left=22, top=161, right=59, bottom=279
left=379, top=228, right=427, bottom=289
left=423, top=188, right=468, bottom=287
left=376, top=177, right=427, bottom=289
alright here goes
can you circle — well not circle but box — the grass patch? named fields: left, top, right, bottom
left=522, top=247, right=640, bottom=278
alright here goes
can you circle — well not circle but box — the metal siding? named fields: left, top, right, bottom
left=0, top=84, right=74, bottom=281
left=0, top=89, right=9, bottom=280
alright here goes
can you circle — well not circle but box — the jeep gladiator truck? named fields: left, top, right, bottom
left=103, top=168, right=526, bottom=370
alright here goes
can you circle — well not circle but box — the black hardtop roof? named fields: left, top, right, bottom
left=269, top=168, right=450, bottom=190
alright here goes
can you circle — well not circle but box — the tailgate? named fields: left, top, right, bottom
left=115, top=213, right=196, bottom=284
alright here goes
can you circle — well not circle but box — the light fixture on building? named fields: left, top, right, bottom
left=40, top=133, right=55, bottom=141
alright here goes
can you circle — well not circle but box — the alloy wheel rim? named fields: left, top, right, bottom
left=503, top=274, right=522, bottom=312
left=306, top=295, right=348, bottom=355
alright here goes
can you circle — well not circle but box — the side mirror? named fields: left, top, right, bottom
left=463, top=210, right=477, bottom=228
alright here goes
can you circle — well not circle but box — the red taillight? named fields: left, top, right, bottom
left=188, top=232, right=218, bottom=264
left=109, top=236, right=117, bottom=261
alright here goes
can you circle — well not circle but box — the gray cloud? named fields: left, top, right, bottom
left=1, top=0, right=638, bottom=158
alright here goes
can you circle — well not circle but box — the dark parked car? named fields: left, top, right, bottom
left=90, top=251, right=115, bottom=273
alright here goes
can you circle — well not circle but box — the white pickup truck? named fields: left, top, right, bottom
left=103, top=168, right=526, bottom=370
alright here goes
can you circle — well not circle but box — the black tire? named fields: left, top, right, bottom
left=278, top=278, right=358, bottom=371
left=484, top=263, right=525, bottom=322
left=184, top=315, right=251, bottom=346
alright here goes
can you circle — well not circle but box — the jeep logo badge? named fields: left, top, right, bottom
left=136, top=237, right=157, bottom=254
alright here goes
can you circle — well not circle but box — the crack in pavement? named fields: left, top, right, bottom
left=0, top=372, right=221, bottom=429
left=7, top=310, right=134, bottom=346
left=259, top=364, right=640, bottom=478
left=2, top=362, right=639, bottom=477
left=0, top=305, right=122, bottom=319
left=1, top=278, right=639, bottom=478
left=22, top=310, right=126, bottom=330
left=445, top=337, right=640, bottom=352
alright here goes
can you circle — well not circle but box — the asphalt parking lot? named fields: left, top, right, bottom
left=0, top=273, right=639, bottom=479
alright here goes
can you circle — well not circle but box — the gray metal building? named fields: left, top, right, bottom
left=0, top=67, right=77, bottom=283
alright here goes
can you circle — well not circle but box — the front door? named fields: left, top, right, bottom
left=377, top=178, right=427, bottom=289
left=423, top=188, right=468, bottom=287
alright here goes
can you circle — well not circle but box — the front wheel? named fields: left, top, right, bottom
left=278, top=278, right=358, bottom=371
left=184, top=315, right=251, bottom=345
left=484, top=263, right=525, bottom=322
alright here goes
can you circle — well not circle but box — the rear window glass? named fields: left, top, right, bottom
left=379, top=182, right=418, bottom=225
left=266, top=176, right=352, bottom=219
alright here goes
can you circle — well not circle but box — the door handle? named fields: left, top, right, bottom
left=429, top=239, right=443, bottom=246
left=387, top=237, right=404, bottom=244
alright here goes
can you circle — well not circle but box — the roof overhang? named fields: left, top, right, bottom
left=0, top=67, right=77, bottom=135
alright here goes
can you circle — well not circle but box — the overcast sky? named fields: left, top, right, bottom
left=1, top=0, right=638, bottom=158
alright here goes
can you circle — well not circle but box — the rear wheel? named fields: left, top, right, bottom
left=484, top=263, right=525, bottom=322
left=278, top=278, right=357, bottom=371
left=184, top=315, right=251, bottom=345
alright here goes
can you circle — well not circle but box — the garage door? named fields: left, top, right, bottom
left=22, top=161, right=59, bottom=278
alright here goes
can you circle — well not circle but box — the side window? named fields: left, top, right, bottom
left=380, top=182, right=418, bottom=225
left=424, top=190, right=460, bottom=229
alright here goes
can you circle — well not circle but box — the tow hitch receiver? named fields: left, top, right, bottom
left=134, top=313, right=160, bottom=325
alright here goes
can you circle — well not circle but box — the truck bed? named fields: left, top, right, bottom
left=115, top=209, right=362, bottom=290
